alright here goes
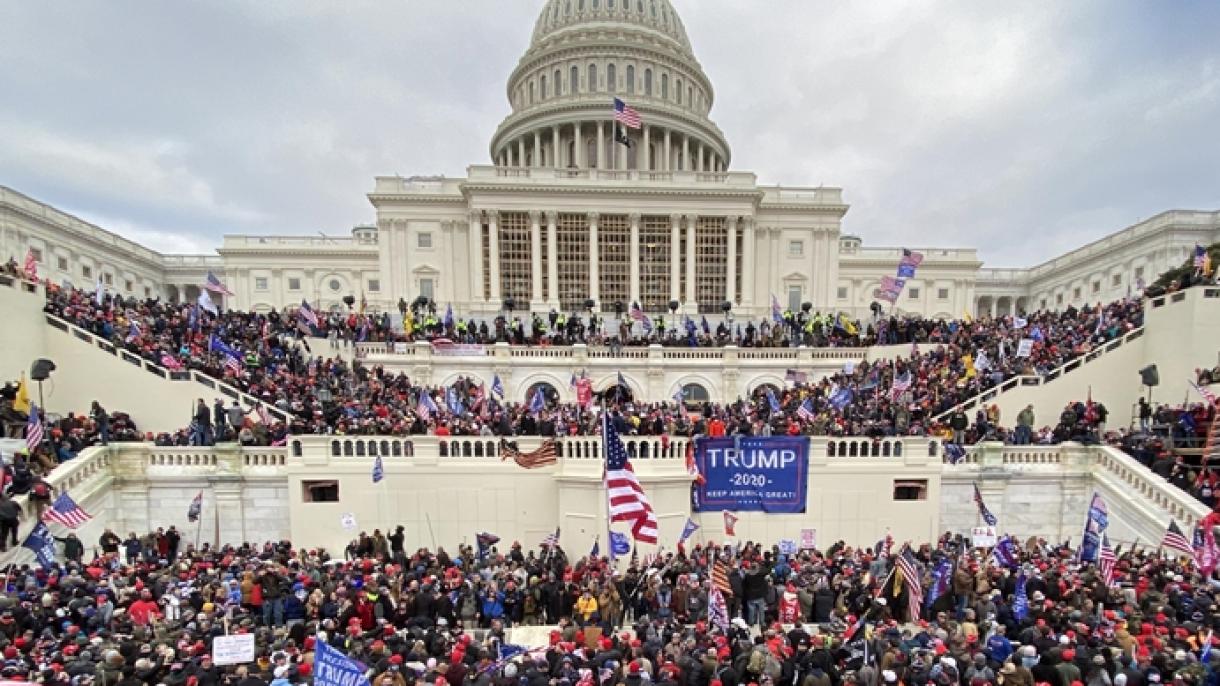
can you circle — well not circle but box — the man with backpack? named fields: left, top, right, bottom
left=0, top=494, right=20, bottom=552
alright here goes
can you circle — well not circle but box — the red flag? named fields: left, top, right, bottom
left=723, top=511, right=738, bottom=536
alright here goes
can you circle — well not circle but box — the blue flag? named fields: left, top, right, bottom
left=993, top=536, right=1019, bottom=568
left=701, top=315, right=710, bottom=334
left=897, top=263, right=916, bottom=278
left=372, top=455, right=384, bottom=484
left=1078, top=492, right=1108, bottom=563
left=491, top=374, right=504, bottom=399
left=315, top=640, right=371, bottom=686
left=208, top=334, right=241, bottom=359
left=829, top=387, right=854, bottom=411
left=766, top=389, right=782, bottom=414
left=1030, top=325, right=1045, bottom=343
left=498, top=644, right=527, bottom=662
left=446, top=387, right=465, bottom=415
left=444, top=304, right=454, bottom=328
left=609, top=530, right=631, bottom=558
left=1012, top=570, right=1029, bottom=621
left=943, top=443, right=966, bottom=464
left=22, top=522, right=57, bottom=570
left=590, top=537, right=600, bottom=558
left=973, top=483, right=998, bottom=526
left=418, top=392, right=439, bottom=418
left=679, top=518, right=699, bottom=543
left=529, top=388, right=545, bottom=415
left=672, top=386, right=685, bottom=406
left=925, top=558, right=953, bottom=609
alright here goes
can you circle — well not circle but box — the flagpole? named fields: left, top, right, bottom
left=194, top=495, right=204, bottom=551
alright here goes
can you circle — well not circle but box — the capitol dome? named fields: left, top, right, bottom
left=489, top=0, right=730, bottom=173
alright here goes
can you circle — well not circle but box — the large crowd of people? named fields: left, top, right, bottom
left=0, top=528, right=1217, bottom=686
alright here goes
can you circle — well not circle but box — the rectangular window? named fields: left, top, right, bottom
left=82, top=265, right=92, bottom=278
left=302, top=480, right=339, bottom=503
left=419, top=278, right=434, bottom=299
left=1112, top=274, right=1122, bottom=287
left=29, top=247, right=42, bottom=262
left=56, top=256, right=68, bottom=271
left=144, top=286, right=151, bottom=298
left=937, top=288, right=949, bottom=300
left=837, top=286, right=848, bottom=300
left=1056, top=293, right=1064, bottom=305
left=893, top=479, right=928, bottom=500
left=124, top=280, right=133, bottom=292
left=1041, top=299, right=1047, bottom=309
left=694, top=216, right=727, bottom=314
left=1092, top=281, right=1100, bottom=294
left=498, top=212, right=532, bottom=304
left=639, top=216, right=671, bottom=311
left=555, top=213, right=590, bottom=310
left=788, top=240, right=803, bottom=257
left=598, top=215, right=630, bottom=311
left=255, top=277, right=269, bottom=291
left=103, top=273, right=113, bottom=285
left=1135, top=266, right=1145, bottom=281
left=1073, top=287, right=1081, bottom=299
left=787, top=286, right=801, bottom=312
left=287, top=277, right=301, bottom=291
left=368, top=279, right=381, bottom=293
left=907, top=287, right=920, bottom=299
left=417, top=232, right=433, bottom=249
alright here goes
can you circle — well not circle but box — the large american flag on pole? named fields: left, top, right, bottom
left=42, top=492, right=93, bottom=529
left=25, top=403, right=44, bottom=451
left=1161, top=519, right=1195, bottom=557
left=895, top=544, right=923, bottom=622
left=1099, top=536, right=1117, bottom=586
left=613, top=97, right=642, bottom=129
left=603, top=413, right=658, bottom=543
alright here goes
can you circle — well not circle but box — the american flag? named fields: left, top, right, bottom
left=900, top=248, right=925, bottom=268
left=895, top=545, right=923, bottom=622
left=889, top=370, right=913, bottom=402
left=796, top=398, right=816, bottom=421
left=255, top=403, right=273, bottom=425
left=298, top=300, right=319, bottom=327
left=541, top=527, right=560, bottom=548
left=1190, top=381, right=1218, bottom=407
left=1098, top=536, right=1117, bottom=586
left=42, top=492, right=93, bottom=529
left=973, top=482, right=998, bottom=526
left=1195, top=245, right=1207, bottom=268
left=500, top=439, right=558, bottom=469
left=1161, top=519, right=1195, bottom=557
left=25, top=403, right=44, bottom=451
left=223, top=353, right=243, bottom=375
left=160, top=353, right=184, bottom=371
left=603, top=413, right=658, bottom=543
left=203, top=271, right=234, bottom=296
left=785, top=368, right=808, bottom=384
left=187, top=491, right=203, bottom=522
left=707, top=586, right=730, bottom=632
left=613, top=97, right=641, bottom=129
left=629, top=303, right=653, bottom=332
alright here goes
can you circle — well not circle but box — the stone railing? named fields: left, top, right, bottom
left=0, top=273, right=43, bottom=296
left=358, top=341, right=869, bottom=364
left=932, top=326, right=1146, bottom=421
left=44, top=313, right=291, bottom=422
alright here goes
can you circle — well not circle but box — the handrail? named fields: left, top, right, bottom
left=932, top=326, right=1145, bottom=421
left=43, top=313, right=291, bottom=423
left=1091, top=445, right=1210, bottom=528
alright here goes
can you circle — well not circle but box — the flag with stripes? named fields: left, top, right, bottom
left=613, top=97, right=641, bottom=129
left=1099, top=536, right=1117, bottom=586
left=890, top=370, right=913, bottom=402
left=298, top=300, right=319, bottom=327
left=187, top=491, right=203, bottom=522
left=895, top=545, right=923, bottom=622
left=1161, top=519, right=1195, bottom=556
left=796, top=398, right=816, bottom=422
left=604, top=413, right=658, bottom=543
left=23, top=247, right=38, bottom=281
left=160, top=352, right=184, bottom=371
left=255, top=403, right=273, bottom=425
left=973, top=483, right=998, bottom=526
left=372, top=455, right=385, bottom=483
left=25, top=402, right=44, bottom=451
left=707, top=586, right=730, bottom=632
left=541, top=527, right=560, bottom=548
left=42, top=492, right=93, bottom=529
left=711, top=556, right=733, bottom=596
left=500, top=439, right=558, bottom=468
left=491, top=374, right=505, bottom=399
left=1190, top=381, right=1218, bottom=407
left=900, top=248, right=925, bottom=268
left=629, top=303, right=653, bottom=332
left=204, top=270, right=234, bottom=296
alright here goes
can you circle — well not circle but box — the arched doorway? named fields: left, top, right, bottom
left=679, top=382, right=711, bottom=407
left=525, top=382, right=559, bottom=408
left=599, top=382, right=634, bottom=403
left=751, top=383, right=780, bottom=400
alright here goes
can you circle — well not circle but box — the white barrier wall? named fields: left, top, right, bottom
left=1141, top=288, right=1220, bottom=409
left=0, top=276, right=48, bottom=388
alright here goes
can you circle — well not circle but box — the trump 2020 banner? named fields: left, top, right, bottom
left=693, top=437, right=808, bottom=513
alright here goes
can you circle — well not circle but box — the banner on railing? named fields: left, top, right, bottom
left=430, top=342, right=486, bottom=356
left=692, top=437, right=808, bottom=513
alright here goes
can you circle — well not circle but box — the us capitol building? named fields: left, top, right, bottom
left=2, top=0, right=1217, bottom=321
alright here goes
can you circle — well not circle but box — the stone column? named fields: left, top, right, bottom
left=575, top=122, right=584, bottom=168
left=642, top=125, right=651, bottom=171
left=629, top=213, right=641, bottom=304
left=468, top=211, right=484, bottom=302
left=552, top=126, right=561, bottom=167
left=663, top=129, right=671, bottom=171
left=529, top=210, right=543, bottom=307
left=488, top=211, right=502, bottom=301
left=742, top=218, right=756, bottom=307
left=588, top=212, right=601, bottom=304
left=685, top=214, right=698, bottom=306
left=596, top=121, right=604, bottom=169
left=697, top=143, right=704, bottom=172
left=669, top=214, right=682, bottom=302
left=681, top=135, right=689, bottom=171
left=212, top=479, right=246, bottom=547
left=517, top=138, right=525, bottom=168
left=725, top=216, right=738, bottom=305
left=533, top=131, right=541, bottom=167
left=546, top=211, right=559, bottom=306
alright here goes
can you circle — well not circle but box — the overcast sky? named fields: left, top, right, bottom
left=1, top=1, right=1217, bottom=266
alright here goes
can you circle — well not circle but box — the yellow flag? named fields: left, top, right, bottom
left=403, top=312, right=414, bottom=336
left=963, top=353, right=976, bottom=379
left=14, top=373, right=30, bottom=414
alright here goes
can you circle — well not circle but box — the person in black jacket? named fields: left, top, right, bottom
left=194, top=399, right=214, bottom=446
left=54, top=532, right=84, bottom=563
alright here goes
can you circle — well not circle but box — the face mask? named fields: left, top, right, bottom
left=1021, top=656, right=1038, bottom=668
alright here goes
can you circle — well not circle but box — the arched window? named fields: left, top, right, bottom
left=588, top=64, right=597, bottom=91
left=681, top=383, right=711, bottom=406
left=675, top=78, right=682, bottom=104
left=607, top=64, right=617, bottom=92
left=540, top=75, right=547, bottom=99
left=626, top=65, right=635, bottom=93
left=555, top=69, right=562, bottom=95
left=644, top=68, right=652, bottom=95
left=529, top=81, right=535, bottom=104
left=661, top=73, right=668, bottom=99
left=570, top=65, right=578, bottom=93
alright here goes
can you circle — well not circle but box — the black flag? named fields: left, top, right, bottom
left=614, top=125, right=632, bottom=147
